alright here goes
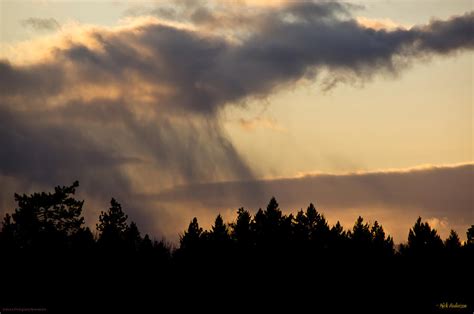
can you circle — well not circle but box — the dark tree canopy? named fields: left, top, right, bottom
left=96, top=198, right=129, bottom=250
left=0, top=182, right=472, bottom=313
left=179, top=217, right=203, bottom=252
left=445, top=229, right=461, bottom=251
left=1, top=181, right=85, bottom=250
left=350, top=216, right=372, bottom=249
left=209, top=214, right=231, bottom=244
left=467, top=225, right=474, bottom=246
left=405, top=216, right=444, bottom=255
left=124, top=221, right=142, bottom=252
left=231, top=207, right=253, bottom=249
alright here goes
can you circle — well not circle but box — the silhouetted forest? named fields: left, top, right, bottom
left=0, top=182, right=472, bottom=313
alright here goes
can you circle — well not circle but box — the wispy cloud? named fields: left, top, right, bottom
left=238, top=117, right=286, bottom=132
left=356, top=16, right=409, bottom=31
left=21, top=17, right=60, bottom=31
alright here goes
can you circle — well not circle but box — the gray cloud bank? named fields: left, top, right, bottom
left=155, top=164, right=473, bottom=217
left=0, top=2, right=472, bottom=238
left=153, top=164, right=473, bottom=242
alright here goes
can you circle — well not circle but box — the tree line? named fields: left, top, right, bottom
left=1, top=181, right=472, bottom=259
left=0, top=181, right=472, bottom=313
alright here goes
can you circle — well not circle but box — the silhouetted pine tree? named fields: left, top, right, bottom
left=179, top=217, right=203, bottom=257
left=349, top=216, right=372, bottom=254
left=445, top=229, right=461, bottom=248
left=140, top=234, right=154, bottom=254
left=466, top=225, right=474, bottom=247
left=253, top=197, right=289, bottom=250
left=403, top=217, right=443, bottom=256
left=0, top=214, right=16, bottom=252
left=2, top=181, right=85, bottom=251
left=96, top=198, right=129, bottom=251
left=231, top=207, right=253, bottom=250
left=307, top=203, right=330, bottom=250
left=124, top=221, right=142, bottom=253
left=371, top=221, right=394, bottom=256
left=209, top=214, right=231, bottom=244
left=294, top=209, right=310, bottom=245
left=444, top=229, right=461, bottom=253
left=465, top=225, right=474, bottom=258
left=329, top=220, right=348, bottom=252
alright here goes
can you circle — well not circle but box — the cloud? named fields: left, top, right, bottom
left=0, top=1, right=472, bottom=239
left=356, top=17, right=408, bottom=31
left=153, top=163, right=474, bottom=214
left=238, top=116, right=286, bottom=132
left=3, top=4, right=473, bottom=113
left=21, top=17, right=60, bottom=31
left=0, top=98, right=253, bottom=236
left=152, top=163, right=474, bottom=242
left=0, top=106, right=135, bottom=195
left=426, top=217, right=449, bottom=232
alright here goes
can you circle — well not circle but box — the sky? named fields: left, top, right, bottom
left=0, top=0, right=472, bottom=243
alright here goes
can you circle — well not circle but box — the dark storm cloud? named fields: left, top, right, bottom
left=412, top=12, right=474, bottom=53
left=0, top=61, right=65, bottom=99
left=0, top=106, right=134, bottom=198
left=21, top=17, right=60, bottom=31
left=3, top=3, right=473, bottom=114
left=0, top=1, right=472, bottom=238
left=0, top=100, right=253, bottom=236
